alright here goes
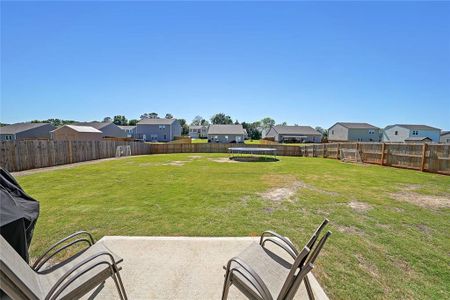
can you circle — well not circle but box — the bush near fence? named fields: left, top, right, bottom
left=0, top=140, right=448, bottom=175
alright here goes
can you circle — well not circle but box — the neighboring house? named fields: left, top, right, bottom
left=0, top=123, right=55, bottom=141
left=51, top=125, right=103, bottom=141
left=440, top=131, right=450, bottom=144
left=328, top=122, right=381, bottom=142
left=264, top=125, right=321, bottom=143
left=136, top=118, right=182, bottom=142
left=382, top=124, right=441, bottom=143
left=207, top=124, right=246, bottom=143
left=74, top=122, right=126, bottom=138
left=118, top=126, right=137, bottom=138
left=189, top=125, right=208, bottom=138
left=404, top=137, right=433, bottom=143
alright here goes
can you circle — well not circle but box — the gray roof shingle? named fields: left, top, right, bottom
left=137, top=118, right=177, bottom=125
left=272, top=125, right=321, bottom=136
left=334, top=122, right=379, bottom=129
left=207, top=125, right=245, bottom=135
left=0, top=123, right=52, bottom=135
left=74, top=122, right=112, bottom=129
left=404, top=136, right=432, bottom=141
left=390, top=124, right=441, bottom=131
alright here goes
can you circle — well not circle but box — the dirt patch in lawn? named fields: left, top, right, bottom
left=261, top=174, right=340, bottom=199
left=208, top=157, right=238, bottom=163
left=188, top=155, right=202, bottom=159
left=348, top=201, right=372, bottom=213
left=259, top=180, right=306, bottom=202
left=336, top=225, right=365, bottom=236
left=355, top=253, right=380, bottom=279
left=162, top=160, right=190, bottom=166
left=390, top=187, right=450, bottom=209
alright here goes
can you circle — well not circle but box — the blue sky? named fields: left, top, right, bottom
left=1, top=1, right=449, bottom=129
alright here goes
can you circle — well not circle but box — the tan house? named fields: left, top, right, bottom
left=51, top=125, right=102, bottom=141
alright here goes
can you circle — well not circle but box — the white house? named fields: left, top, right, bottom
left=383, top=124, right=441, bottom=143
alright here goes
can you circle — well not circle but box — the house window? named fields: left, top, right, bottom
left=394, top=131, right=398, bottom=135
left=225, top=135, right=228, bottom=141
left=164, top=134, right=167, bottom=140
left=412, top=130, right=419, bottom=136
left=368, top=130, right=375, bottom=134
left=331, top=130, right=334, bottom=135
left=159, top=125, right=166, bottom=129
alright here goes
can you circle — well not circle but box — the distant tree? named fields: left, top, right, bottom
left=31, top=118, right=76, bottom=127
left=140, top=112, right=159, bottom=119
left=165, top=113, right=173, bottom=119
left=191, top=115, right=209, bottom=126
left=178, top=119, right=189, bottom=135
left=242, top=121, right=262, bottom=140
left=315, top=127, right=328, bottom=142
left=234, top=120, right=240, bottom=125
left=191, top=116, right=203, bottom=126
left=261, top=117, right=275, bottom=130
left=113, top=115, right=128, bottom=125
left=128, top=119, right=138, bottom=126
left=315, top=126, right=324, bottom=134
left=211, top=113, right=233, bottom=125
left=103, top=117, right=112, bottom=122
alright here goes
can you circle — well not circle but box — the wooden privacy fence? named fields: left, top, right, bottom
left=0, top=140, right=151, bottom=172
left=148, top=143, right=302, bottom=156
left=300, top=143, right=450, bottom=175
left=1, top=140, right=448, bottom=175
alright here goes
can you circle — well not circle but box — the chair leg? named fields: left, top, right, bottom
left=116, top=270, right=128, bottom=300
left=304, top=275, right=315, bottom=300
left=221, top=271, right=232, bottom=300
left=110, top=268, right=127, bottom=300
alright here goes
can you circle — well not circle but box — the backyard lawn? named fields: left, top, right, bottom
left=16, top=154, right=449, bottom=299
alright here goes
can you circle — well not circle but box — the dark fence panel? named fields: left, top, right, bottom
left=0, top=140, right=151, bottom=172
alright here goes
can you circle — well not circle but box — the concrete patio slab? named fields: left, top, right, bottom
left=83, top=236, right=328, bottom=300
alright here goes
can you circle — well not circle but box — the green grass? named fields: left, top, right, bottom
left=17, top=154, right=450, bottom=299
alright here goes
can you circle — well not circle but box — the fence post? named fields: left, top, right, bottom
left=380, top=143, right=386, bottom=166
left=68, top=141, right=73, bottom=164
left=421, top=143, right=428, bottom=172
left=336, top=143, right=340, bottom=159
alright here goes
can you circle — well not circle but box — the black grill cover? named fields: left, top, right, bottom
left=0, top=168, right=40, bottom=262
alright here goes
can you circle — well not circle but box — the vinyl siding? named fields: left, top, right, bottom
left=328, top=124, right=349, bottom=141
left=383, top=126, right=441, bottom=142
left=207, top=134, right=244, bottom=143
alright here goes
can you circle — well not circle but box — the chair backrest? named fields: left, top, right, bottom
left=0, top=236, right=41, bottom=300
left=277, top=219, right=330, bottom=300
left=284, top=231, right=332, bottom=300
left=306, top=219, right=328, bottom=250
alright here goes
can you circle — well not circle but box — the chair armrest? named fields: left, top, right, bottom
left=260, top=231, right=298, bottom=259
left=45, top=251, right=118, bottom=300
left=32, top=231, right=95, bottom=271
left=225, top=257, right=273, bottom=300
